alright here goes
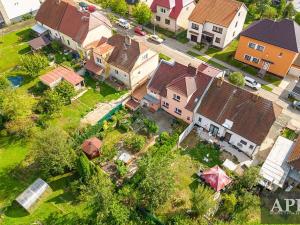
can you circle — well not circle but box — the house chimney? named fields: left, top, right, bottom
left=216, top=77, right=224, bottom=87
left=187, top=63, right=198, bottom=75
left=125, top=35, right=131, bottom=46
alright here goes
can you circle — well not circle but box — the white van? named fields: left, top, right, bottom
left=245, top=76, right=261, bottom=90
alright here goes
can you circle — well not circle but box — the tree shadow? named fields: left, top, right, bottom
left=15, top=29, right=33, bottom=43
left=3, top=201, right=29, bottom=218
left=18, top=46, right=31, bottom=55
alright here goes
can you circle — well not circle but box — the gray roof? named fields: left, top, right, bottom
left=241, top=19, right=300, bottom=52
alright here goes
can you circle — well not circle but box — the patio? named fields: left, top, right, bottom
left=196, top=127, right=253, bottom=167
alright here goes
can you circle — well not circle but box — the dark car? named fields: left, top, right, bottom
left=292, top=101, right=300, bottom=110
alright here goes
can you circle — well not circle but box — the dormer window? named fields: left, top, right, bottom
left=160, top=8, right=166, bottom=13
left=173, top=94, right=180, bottom=102
left=96, top=57, right=101, bottom=64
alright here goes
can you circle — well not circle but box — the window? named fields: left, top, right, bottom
left=233, top=31, right=236, bottom=37
left=198, top=117, right=202, bottom=123
left=212, top=26, right=223, bottom=34
left=215, top=37, right=221, bottom=43
left=160, top=8, right=166, bottom=13
left=248, top=42, right=256, bottom=49
left=191, top=23, right=199, bottom=30
left=252, top=57, right=260, bottom=64
left=256, top=45, right=264, bottom=52
left=165, top=19, right=170, bottom=25
left=162, top=101, right=169, bottom=108
left=235, top=21, right=238, bottom=27
left=240, top=140, right=247, bottom=145
left=67, top=40, right=70, bottom=45
left=115, top=69, right=119, bottom=74
left=96, top=57, right=101, bottom=64
left=173, top=94, right=180, bottom=101
left=156, top=16, right=161, bottom=21
left=249, top=145, right=254, bottom=150
left=244, top=54, right=251, bottom=61
left=175, top=108, right=182, bottom=115
left=187, top=117, right=190, bottom=121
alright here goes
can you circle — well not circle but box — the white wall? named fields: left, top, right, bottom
left=82, top=26, right=112, bottom=48
left=130, top=49, right=159, bottom=89
left=109, top=65, right=130, bottom=87
left=176, top=2, right=196, bottom=30
left=195, top=114, right=257, bottom=156
left=152, top=6, right=177, bottom=32
left=289, top=66, right=300, bottom=77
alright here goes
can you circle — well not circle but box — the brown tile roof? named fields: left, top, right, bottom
left=94, top=42, right=115, bottom=55
left=36, top=0, right=112, bottom=45
left=241, top=19, right=300, bottom=52
left=132, top=81, right=148, bottom=101
left=29, top=36, right=51, bottom=50
left=36, top=0, right=71, bottom=30
left=81, top=137, right=102, bottom=159
left=189, top=0, right=244, bottom=28
left=148, top=62, right=219, bottom=111
left=105, top=35, right=149, bottom=73
left=125, top=99, right=140, bottom=111
left=85, top=58, right=104, bottom=75
left=197, top=80, right=282, bottom=145
left=288, top=137, right=300, bottom=170
left=40, top=66, right=83, bottom=86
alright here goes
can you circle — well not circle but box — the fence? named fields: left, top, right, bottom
left=97, top=103, right=123, bottom=126
left=177, top=122, right=195, bottom=147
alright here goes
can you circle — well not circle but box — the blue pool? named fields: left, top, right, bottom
left=8, top=76, right=24, bottom=87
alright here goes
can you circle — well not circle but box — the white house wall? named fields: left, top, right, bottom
left=82, top=26, right=112, bottom=48
left=130, top=50, right=159, bottom=89
left=176, top=2, right=195, bottom=30
left=152, top=6, right=177, bottom=32
left=195, top=114, right=257, bottom=156
left=109, top=65, right=130, bottom=87
left=223, top=5, right=247, bottom=47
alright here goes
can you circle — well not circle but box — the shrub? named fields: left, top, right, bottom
left=20, top=54, right=49, bottom=77
left=115, top=160, right=128, bottom=177
left=143, top=119, right=159, bottom=136
left=228, top=72, right=245, bottom=87
left=124, top=134, right=146, bottom=153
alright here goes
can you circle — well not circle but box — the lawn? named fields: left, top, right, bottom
left=49, top=77, right=127, bottom=131
left=159, top=53, right=171, bottom=61
left=0, top=27, right=32, bottom=72
left=187, top=50, right=227, bottom=70
left=176, top=30, right=189, bottom=44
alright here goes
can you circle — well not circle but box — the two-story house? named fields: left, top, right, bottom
left=150, top=0, right=196, bottom=32
left=195, top=78, right=282, bottom=157
left=235, top=19, right=300, bottom=78
left=187, top=0, right=247, bottom=49
left=144, top=61, right=223, bottom=123
left=85, top=34, right=159, bottom=90
left=0, top=0, right=41, bottom=26
left=35, top=0, right=112, bottom=52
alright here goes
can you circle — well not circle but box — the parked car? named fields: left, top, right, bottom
left=134, top=26, right=146, bottom=36
left=87, top=5, right=96, bottom=12
left=117, top=18, right=130, bottom=29
left=149, top=35, right=164, bottom=44
left=245, top=76, right=261, bottom=90
left=292, top=101, right=300, bottom=110
left=79, top=1, right=88, bottom=9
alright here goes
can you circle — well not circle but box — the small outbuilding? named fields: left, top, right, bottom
left=15, top=178, right=50, bottom=213
left=29, top=36, right=51, bottom=51
left=81, top=137, right=102, bottom=159
left=201, top=165, right=232, bottom=192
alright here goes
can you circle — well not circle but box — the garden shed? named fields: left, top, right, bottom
left=201, top=166, right=232, bottom=192
left=82, top=137, right=102, bottom=159
left=15, top=178, right=50, bottom=213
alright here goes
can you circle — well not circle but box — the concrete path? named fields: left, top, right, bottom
left=0, top=19, right=35, bottom=35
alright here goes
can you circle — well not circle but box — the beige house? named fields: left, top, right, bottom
left=187, top=0, right=247, bottom=48
left=85, top=35, right=159, bottom=90
left=35, top=0, right=112, bottom=52
left=150, top=0, right=195, bottom=32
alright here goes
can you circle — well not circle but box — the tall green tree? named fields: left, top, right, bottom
left=0, top=76, right=10, bottom=90
left=55, top=80, right=76, bottom=105
left=262, top=6, right=277, bottom=19
left=32, top=126, right=76, bottom=177
left=278, top=0, right=287, bottom=17
left=133, top=3, right=152, bottom=25
left=191, top=185, right=216, bottom=216
left=77, top=153, right=93, bottom=183
left=20, top=54, right=49, bottom=77
left=234, top=166, right=260, bottom=192
left=283, top=2, right=297, bottom=19
left=256, top=0, right=272, bottom=17
left=295, top=12, right=300, bottom=25
left=111, top=0, right=128, bottom=16
left=36, top=90, right=63, bottom=115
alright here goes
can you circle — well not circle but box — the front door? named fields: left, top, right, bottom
left=224, top=132, right=232, bottom=142
left=262, top=61, right=270, bottom=71
left=191, top=34, right=198, bottom=42
left=209, top=124, right=219, bottom=136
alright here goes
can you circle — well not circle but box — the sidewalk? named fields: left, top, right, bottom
left=0, top=19, right=35, bottom=35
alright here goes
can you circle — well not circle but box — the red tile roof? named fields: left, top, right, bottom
left=85, top=58, right=104, bottom=75
left=40, top=66, right=83, bottom=87
left=36, top=0, right=112, bottom=45
left=81, top=137, right=102, bottom=159
left=125, top=99, right=140, bottom=111
left=189, top=0, right=244, bottom=28
left=151, top=0, right=193, bottom=19
left=202, top=166, right=232, bottom=191
left=148, top=62, right=220, bottom=111
left=197, top=79, right=282, bottom=145
left=288, top=137, right=300, bottom=170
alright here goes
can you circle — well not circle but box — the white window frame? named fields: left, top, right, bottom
left=244, top=54, right=252, bottom=61
left=175, top=107, right=182, bottom=115
left=173, top=94, right=180, bottom=101
left=248, top=42, right=256, bottom=49
left=251, top=57, right=260, bottom=64
left=256, top=45, right=265, bottom=52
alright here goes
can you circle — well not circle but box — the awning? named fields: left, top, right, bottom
left=85, top=59, right=104, bottom=75
left=125, top=99, right=140, bottom=111
left=31, top=24, right=48, bottom=35
left=29, top=36, right=51, bottom=50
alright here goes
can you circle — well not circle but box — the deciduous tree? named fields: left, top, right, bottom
left=228, top=72, right=245, bottom=87
left=55, top=80, right=76, bottom=105
left=192, top=185, right=216, bottom=216
left=20, top=54, right=48, bottom=77
left=133, top=3, right=152, bottom=25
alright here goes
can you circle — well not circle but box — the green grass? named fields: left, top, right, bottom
left=261, top=85, right=273, bottom=92
left=187, top=51, right=227, bottom=70
left=193, top=43, right=205, bottom=51
left=159, top=53, right=171, bottom=61
left=281, top=128, right=298, bottom=141
left=176, top=30, right=189, bottom=44
left=0, top=27, right=32, bottom=72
